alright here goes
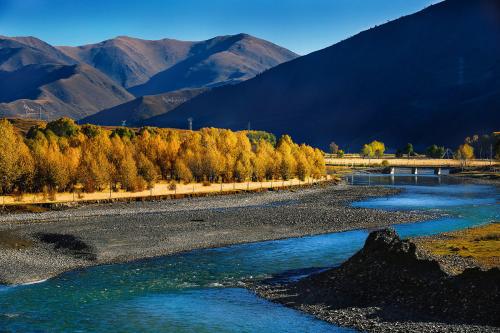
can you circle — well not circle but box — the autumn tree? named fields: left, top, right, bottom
left=370, top=141, right=385, bottom=158
left=1, top=118, right=326, bottom=194
left=78, top=131, right=113, bottom=192
left=276, top=135, right=296, bottom=180
left=252, top=139, right=275, bottom=181
left=456, top=143, right=474, bottom=167
left=360, top=144, right=374, bottom=160
left=0, top=120, right=34, bottom=194
left=109, top=136, right=141, bottom=191
left=233, top=132, right=253, bottom=181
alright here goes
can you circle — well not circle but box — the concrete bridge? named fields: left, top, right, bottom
left=386, top=167, right=449, bottom=175
left=325, top=157, right=498, bottom=168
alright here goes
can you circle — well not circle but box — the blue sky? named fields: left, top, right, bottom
left=0, top=0, right=440, bottom=54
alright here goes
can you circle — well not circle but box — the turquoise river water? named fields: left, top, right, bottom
left=0, top=175, right=498, bottom=332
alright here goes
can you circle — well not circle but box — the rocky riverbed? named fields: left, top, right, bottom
left=252, top=229, right=500, bottom=333
left=0, top=184, right=435, bottom=285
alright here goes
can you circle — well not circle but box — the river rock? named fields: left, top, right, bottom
left=254, top=228, right=500, bottom=332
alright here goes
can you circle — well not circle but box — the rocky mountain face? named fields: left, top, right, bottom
left=147, top=0, right=500, bottom=150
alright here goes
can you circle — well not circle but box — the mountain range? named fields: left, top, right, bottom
left=1, top=0, right=499, bottom=150
left=0, top=34, right=297, bottom=120
left=144, top=0, right=500, bottom=150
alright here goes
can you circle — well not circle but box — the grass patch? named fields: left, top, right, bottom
left=420, top=223, right=500, bottom=268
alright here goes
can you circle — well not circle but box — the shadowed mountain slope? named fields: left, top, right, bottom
left=80, top=88, right=208, bottom=126
left=146, top=0, right=500, bottom=150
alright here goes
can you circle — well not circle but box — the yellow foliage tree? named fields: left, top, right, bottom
left=0, top=120, right=34, bottom=194
left=1, top=118, right=325, bottom=194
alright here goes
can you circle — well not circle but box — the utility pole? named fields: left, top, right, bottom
left=188, top=117, right=193, bottom=131
left=490, top=144, right=493, bottom=166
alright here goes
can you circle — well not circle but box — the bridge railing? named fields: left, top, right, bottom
left=325, top=157, right=498, bottom=168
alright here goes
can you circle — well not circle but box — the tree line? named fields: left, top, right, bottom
left=329, top=133, right=500, bottom=161
left=0, top=118, right=325, bottom=196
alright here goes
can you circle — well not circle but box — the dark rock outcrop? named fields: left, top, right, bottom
left=255, top=229, right=500, bottom=330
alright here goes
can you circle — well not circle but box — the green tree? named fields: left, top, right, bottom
left=247, top=131, right=276, bottom=147
left=45, top=117, right=79, bottom=137
left=426, top=145, right=445, bottom=158
left=404, top=143, right=414, bottom=159
left=81, top=124, right=102, bottom=139
left=111, top=127, right=135, bottom=140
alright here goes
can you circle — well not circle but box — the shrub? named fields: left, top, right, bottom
left=381, top=160, right=389, bottom=167
left=168, top=181, right=177, bottom=191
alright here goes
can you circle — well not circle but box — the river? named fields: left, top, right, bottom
left=0, top=175, right=498, bottom=332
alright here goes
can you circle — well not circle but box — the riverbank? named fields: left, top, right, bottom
left=253, top=228, right=500, bottom=333
left=0, top=177, right=331, bottom=207
left=0, top=183, right=436, bottom=285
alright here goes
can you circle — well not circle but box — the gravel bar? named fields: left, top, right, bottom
left=0, top=183, right=436, bottom=285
